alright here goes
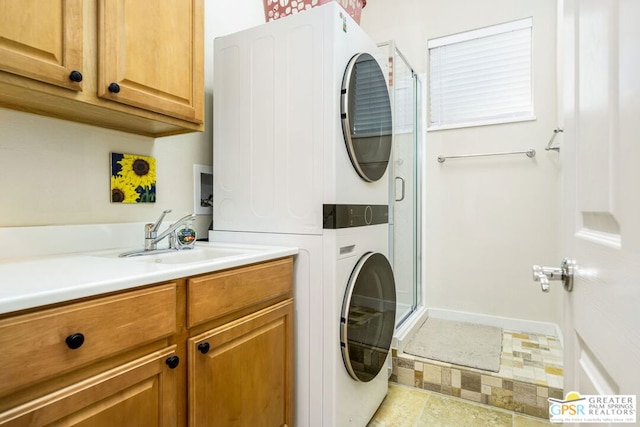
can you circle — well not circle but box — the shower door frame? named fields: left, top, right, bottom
left=378, top=41, right=423, bottom=329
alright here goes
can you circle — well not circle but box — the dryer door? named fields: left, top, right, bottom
left=340, top=252, right=396, bottom=382
left=341, top=53, right=393, bottom=182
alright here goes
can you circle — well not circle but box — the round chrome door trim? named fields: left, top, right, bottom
left=340, top=52, right=393, bottom=183
left=340, top=251, right=397, bottom=382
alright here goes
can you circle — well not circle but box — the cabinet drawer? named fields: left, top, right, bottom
left=187, top=257, right=293, bottom=327
left=0, top=284, right=176, bottom=396
left=0, top=346, right=179, bottom=426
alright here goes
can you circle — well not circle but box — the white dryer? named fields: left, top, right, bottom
left=213, top=2, right=392, bottom=235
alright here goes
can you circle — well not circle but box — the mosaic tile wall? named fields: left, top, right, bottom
left=390, top=329, right=564, bottom=419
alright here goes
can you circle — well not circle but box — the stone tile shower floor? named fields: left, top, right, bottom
left=389, top=329, right=564, bottom=420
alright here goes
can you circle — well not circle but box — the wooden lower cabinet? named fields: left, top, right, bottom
left=0, top=284, right=177, bottom=397
left=0, top=346, right=179, bottom=426
left=188, top=300, right=294, bottom=427
left=0, top=257, right=294, bottom=427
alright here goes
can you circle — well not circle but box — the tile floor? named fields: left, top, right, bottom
left=500, top=330, right=563, bottom=388
left=368, top=383, right=554, bottom=427
left=390, top=329, right=564, bottom=419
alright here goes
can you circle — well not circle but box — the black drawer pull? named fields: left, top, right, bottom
left=69, top=70, right=83, bottom=82
left=108, top=82, right=121, bottom=93
left=65, top=333, right=85, bottom=350
left=165, top=356, right=180, bottom=369
left=198, top=342, right=210, bottom=354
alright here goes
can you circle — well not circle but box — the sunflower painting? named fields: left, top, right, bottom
left=110, top=153, right=156, bottom=203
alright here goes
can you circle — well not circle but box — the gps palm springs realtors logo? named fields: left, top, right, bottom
left=549, top=391, right=636, bottom=423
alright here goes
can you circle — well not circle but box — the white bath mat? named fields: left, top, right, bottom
left=403, top=318, right=503, bottom=372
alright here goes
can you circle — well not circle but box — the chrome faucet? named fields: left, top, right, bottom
left=145, top=212, right=197, bottom=250
left=119, top=210, right=198, bottom=258
left=145, top=209, right=172, bottom=250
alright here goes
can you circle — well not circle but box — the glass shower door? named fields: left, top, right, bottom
left=379, top=42, right=422, bottom=328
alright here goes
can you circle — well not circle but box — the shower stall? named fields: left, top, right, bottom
left=378, top=41, right=424, bottom=330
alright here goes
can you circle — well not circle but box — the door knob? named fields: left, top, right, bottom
left=532, top=258, right=576, bottom=292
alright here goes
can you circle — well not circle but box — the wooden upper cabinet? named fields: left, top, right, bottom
left=0, top=0, right=83, bottom=91
left=99, top=0, right=204, bottom=124
left=0, top=0, right=204, bottom=137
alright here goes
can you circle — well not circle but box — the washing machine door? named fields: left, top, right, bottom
left=340, top=252, right=396, bottom=382
left=341, top=52, right=393, bottom=182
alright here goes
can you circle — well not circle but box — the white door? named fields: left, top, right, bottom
left=561, top=0, right=640, bottom=416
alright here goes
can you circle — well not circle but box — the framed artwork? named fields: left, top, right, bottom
left=110, top=152, right=156, bottom=203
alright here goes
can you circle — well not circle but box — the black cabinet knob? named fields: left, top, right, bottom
left=69, top=70, right=83, bottom=83
left=165, top=355, right=180, bottom=369
left=197, top=342, right=210, bottom=354
left=108, top=83, right=121, bottom=94
left=65, top=333, right=85, bottom=350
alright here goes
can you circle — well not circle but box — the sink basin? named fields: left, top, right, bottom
left=131, top=247, right=258, bottom=264
left=91, top=245, right=260, bottom=265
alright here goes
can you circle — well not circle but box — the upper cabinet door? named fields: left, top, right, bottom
left=0, top=0, right=83, bottom=91
left=98, top=0, right=204, bottom=124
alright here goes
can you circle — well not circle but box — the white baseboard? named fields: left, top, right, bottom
left=393, top=307, right=563, bottom=352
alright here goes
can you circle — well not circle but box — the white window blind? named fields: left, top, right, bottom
left=428, top=18, right=534, bottom=130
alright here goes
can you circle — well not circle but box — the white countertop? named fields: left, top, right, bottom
left=0, top=241, right=298, bottom=315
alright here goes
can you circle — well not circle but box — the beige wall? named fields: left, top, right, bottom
left=361, top=0, right=563, bottom=326
left=0, top=0, right=561, bottom=325
left=0, top=0, right=265, bottom=235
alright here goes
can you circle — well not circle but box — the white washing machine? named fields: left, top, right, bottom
left=212, top=218, right=396, bottom=427
left=323, top=222, right=396, bottom=426
left=211, top=3, right=395, bottom=426
left=213, top=2, right=392, bottom=235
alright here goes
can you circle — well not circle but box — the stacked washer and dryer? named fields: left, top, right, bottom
left=211, top=3, right=396, bottom=426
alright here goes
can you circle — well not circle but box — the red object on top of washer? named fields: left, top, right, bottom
left=263, top=0, right=364, bottom=24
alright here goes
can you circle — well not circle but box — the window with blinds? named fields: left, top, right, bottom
left=428, top=17, right=534, bottom=130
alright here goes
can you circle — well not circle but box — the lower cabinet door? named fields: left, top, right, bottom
left=188, top=300, right=293, bottom=427
left=0, top=346, right=179, bottom=427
